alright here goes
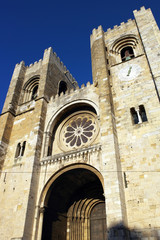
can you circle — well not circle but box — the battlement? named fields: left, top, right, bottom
left=27, top=59, right=42, bottom=69
left=90, top=18, right=136, bottom=47
left=106, top=6, right=150, bottom=35
left=50, top=81, right=95, bottom=102
left=133, top=6, right=147, bottom=14
left=15, top=58, right=43, bottom=71
left=14, top=47, right=77, bottom=87
left=105, top=18, right=134, bottom=35
left=15, top=61, right=25, bottom=68
left=44, top=47, right=77, bottom=87
left=91, top=25, right=103, bottom=37
left=91, top=6, right=152, bottom=47
left=52, top=51, right=77, bottom=86
left=90, top=25, right=104, bottom=47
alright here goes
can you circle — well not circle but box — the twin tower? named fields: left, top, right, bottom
left=1, top=6, right=160, bottom=240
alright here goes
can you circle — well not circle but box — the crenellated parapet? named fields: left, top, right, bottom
left=15, top=81, right=96, bottom=116
left=105, top=6, right=151, bottom=38
left=27, top=59, right=42, bottom=71
left=50, top=81, right=95, bottom=102
left=105, top=18, right=134, bottom=36
left=14, top=47, right=78, bottom=91
left=16, top=47, right=77, bottom=89
left=90, top=19, right=136, bottom=49
left=133, top=6, right=147, bottom=14
left=43, top=47, right=78, bottom=87
left=90, top=25, right=104, bottom=47
left=28, top=59, right=42, bottom=68
left=11, top=47, right=78, bottom=108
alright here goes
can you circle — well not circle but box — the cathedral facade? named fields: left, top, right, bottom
left=0, top=6, right=160, bottom=240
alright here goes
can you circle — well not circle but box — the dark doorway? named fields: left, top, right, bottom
left=42, top=168, right=106, bottom=240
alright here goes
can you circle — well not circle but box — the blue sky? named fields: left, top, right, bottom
left=0, top=0, right=160, bottom=113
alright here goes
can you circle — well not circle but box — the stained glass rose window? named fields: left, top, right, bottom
left=59, top=112, right=98, bottom=150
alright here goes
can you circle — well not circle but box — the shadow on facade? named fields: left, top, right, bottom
left=107, top=222, right=160, bottom=240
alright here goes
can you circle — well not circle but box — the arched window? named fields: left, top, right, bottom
left=110, top=34, right=139, bottom=65
left=31, top=85, right=38, bottom=100
left=130, top=107, right=139, bottom=124
left=23, top=76, right=40, bottom=102
left=121, top=47, right=134, bottom=62
left=139, top=105, right=147, bottom=122
left=15, top=143, right=21, bottom=158
left=130, top=105, right=148, bottom=124
left=58, top=81, right=67, bottom=96
left=15, top=141, right=26, bottom=158
left=21, top=141, right=26, bottom=156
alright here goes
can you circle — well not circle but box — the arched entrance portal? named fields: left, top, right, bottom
left=42, top=168, right=107, bottom=240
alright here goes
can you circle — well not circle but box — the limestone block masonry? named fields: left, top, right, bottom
left=0, top=6, right=160, bottom=240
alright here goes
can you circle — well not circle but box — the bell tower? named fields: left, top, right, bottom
left=0, top=47, right=77, bottom=239
left=90, top=6, right=160, bottom=238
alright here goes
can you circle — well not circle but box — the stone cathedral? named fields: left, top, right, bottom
left=1, top=6, right=160, bottom=240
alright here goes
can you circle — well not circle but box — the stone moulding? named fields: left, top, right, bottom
left=40, top=144, right=101, bottom=165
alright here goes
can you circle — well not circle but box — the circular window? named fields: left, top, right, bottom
left=59, top=111, right=99, bottom=151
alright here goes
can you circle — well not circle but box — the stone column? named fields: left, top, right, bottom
left=37, top=206, right=46, bottom=240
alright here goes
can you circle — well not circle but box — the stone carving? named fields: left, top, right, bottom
left=59, top=112, right=99, bottom=150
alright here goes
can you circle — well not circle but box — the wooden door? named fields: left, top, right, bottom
left=90, top=202, right=107, bottom=240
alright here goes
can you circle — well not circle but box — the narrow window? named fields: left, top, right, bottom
left=58, top=81, right=67, bottom=96
left=15, top=143, right=21, bottom=158
left=47, top=146, right=51, bottom=156
left=121, top=47, right=134, bottom=62
left=21, top=141, right=26, bottom=156
left=139, top=105, right=147, bottom=122
left=130, top=107, right=139, bottom=124
left=23, top=77, right=39, bottom=103
left=31, top=85, right=38, bottom=100
left=124, top=172, right=128, bottom=188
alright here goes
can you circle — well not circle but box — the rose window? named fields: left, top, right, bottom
left=59, top=112, right=98, bottom=150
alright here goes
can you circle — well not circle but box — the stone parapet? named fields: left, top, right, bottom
left=41, top=144, right=101, bottom=166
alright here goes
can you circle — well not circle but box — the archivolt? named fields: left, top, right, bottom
left=110, top=34, right=139, bottom=54
left=46, top=100, right=99, bottom=134
left=39, top=163, right=104, bottom=208
left=43, top=100, right=99, bottom=157
left=23, top=75, right=40, bottom=102
left=68, top=198, right=103, bottom=219
left=67, top=198, right=104, bottom=240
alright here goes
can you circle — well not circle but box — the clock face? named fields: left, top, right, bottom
left=118, top=64, right=141, bottom=81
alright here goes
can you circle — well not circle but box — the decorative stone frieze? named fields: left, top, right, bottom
left=40, top=144, right=101, bottom=165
